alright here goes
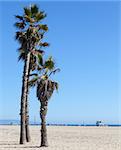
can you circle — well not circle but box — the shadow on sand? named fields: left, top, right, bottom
left=0, top=142, right=40, bottom=149
left=1, top=146, right=40, bottom=149
left=0, top=141, right=19, bottom=145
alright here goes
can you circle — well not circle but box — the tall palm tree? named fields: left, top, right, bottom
left=15, top=4, right=49, bottom=144
left=29, top=57, right=59, bottom=147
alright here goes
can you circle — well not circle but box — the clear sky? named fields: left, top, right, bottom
left=0, top=1, right=120, bottom=124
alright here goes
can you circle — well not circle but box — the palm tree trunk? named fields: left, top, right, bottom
left=20, top=52, right=31, bottom=144
left=40, top=100, right=48, bottom=147
left=25, top=37, right=32, bottom=142
left=25, top=92, right=31, bottom=142
left=25, top=66, right=31, bottom=142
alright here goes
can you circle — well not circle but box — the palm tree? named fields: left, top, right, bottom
left=29, top=57, right=59, bottom=147
left=15, top=4, right=49, bottom=144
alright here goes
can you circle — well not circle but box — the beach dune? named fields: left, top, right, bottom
left=0, top=125, right=121, bottom=150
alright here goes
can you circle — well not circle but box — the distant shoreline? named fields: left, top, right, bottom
left=0, top=123, right=121, bottom=127
left=0, top=119, right=120, bottom=126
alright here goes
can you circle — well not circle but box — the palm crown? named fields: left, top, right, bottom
left=29, top=56, right=59, bottom=101
left=15, top=4, right=49, bottom=71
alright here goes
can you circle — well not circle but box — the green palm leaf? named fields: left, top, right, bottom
left=35, top=12, right=46, bottom=22
left=24, top=15, right=35, bottom=23
left=15, top=22, right=25, bottom=29
left=31, top=4, right=39, bottom=15
left=15, top=15, right=23, bottom=20
left=37, top=53, right=43, bottom=66
left=24, top=7, right=31, bottom=17
left=44, top=57, right=55, bottom=70
left=40, top=42, right=50, bottom=47
left=39, top=24, right=48, bottom=31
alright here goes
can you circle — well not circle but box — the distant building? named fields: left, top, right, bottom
left=96, top=120, right=106, bottom=126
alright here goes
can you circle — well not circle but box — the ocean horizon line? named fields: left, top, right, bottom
left=0, top=119, right=121, bottom=127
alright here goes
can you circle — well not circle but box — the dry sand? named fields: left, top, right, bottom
left=0, top=125, right=121, bottom=150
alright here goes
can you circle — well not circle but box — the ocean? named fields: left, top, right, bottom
left=0, top=120, right=121, bottom=127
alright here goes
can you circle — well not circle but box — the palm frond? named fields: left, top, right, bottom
left=31, top=4, right=39, bottom=15
left=40, top=42, right=50, bottom=47
left=54, top=82, right=59, bottom=91
left=31, top=49, right=44, bottom=56
left=30, top=54, right=37, bottom=71
left=24, top=7, right=31, bottom=17
left=29, top=73, right=38, bottom=77
left=35, top=49, right=44, bottom=54
left=24, top=15, right=35, bottom=23
left=14, top=22, right=25, bottom=29
left=18, top=52, right=26, bottom=61
left=15, top=31, right=26, bottom=42
left=15, top=31, right=23, bottom=39
left=28, top=76, right=38, bottom=88
left=39, top=24, right=48, bottom=31
left=49, top=68, right=60, bottom=76
left=37, top=53, right=43, bottom=66
left=37, top=78, right=58, bottom=101
left=37, top=66, right=43, bottom=71
left=35, top=12, right=47, bottom=22
left=44, top=56, right=55, bottom=70
left=15, top=15, right=23, bottom=20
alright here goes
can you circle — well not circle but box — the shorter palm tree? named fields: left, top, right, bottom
left=29, top=56, right=59, bottom=147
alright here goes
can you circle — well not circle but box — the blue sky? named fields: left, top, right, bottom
left=0, top=1, right=120, bottom=124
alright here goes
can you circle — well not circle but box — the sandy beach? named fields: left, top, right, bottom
left=0, top=125, right=121, bottom=150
